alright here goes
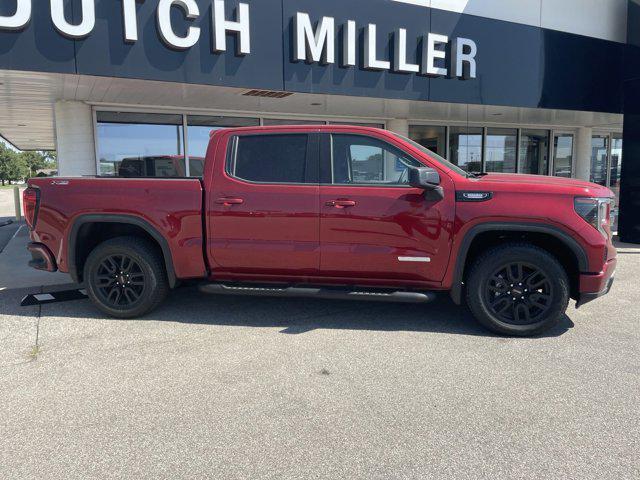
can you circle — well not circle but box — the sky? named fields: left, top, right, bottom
left=0, top=135, right=19, bottom=152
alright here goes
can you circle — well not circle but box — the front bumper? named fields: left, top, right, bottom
left=576, top=257, right=616, bottom=308
left=27, top=242, right=57, bottom=272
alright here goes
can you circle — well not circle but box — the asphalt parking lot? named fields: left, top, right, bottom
left=1, top=243, right=639, bottom=480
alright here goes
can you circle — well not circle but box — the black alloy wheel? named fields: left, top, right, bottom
left=93, top=254, right=147, bottom=308
left=484, top=262, right=553, bottom=325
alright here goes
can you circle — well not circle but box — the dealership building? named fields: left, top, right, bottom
left=1, top=0, right=640, bottom=241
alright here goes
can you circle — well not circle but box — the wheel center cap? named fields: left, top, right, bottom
left=119, top=275, right=126, bottom=284
left=512, top=287, right=523, bottom=296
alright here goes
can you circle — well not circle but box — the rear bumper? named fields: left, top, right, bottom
left=576, top=257, right=616, bottom=308
left=27, top=242, right=57, bottom=272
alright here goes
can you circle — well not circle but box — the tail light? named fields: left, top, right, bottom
left=23, top=187, right=40, bottom=229
left=574, top=197, right=611, bottom=239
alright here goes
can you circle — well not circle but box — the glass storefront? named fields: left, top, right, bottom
left=587, top=133, right=623, bottom=230
left=408, top=125, right=447, bottom=157
left=410, top=126, right=566, bottom=178
left=552, top=134, right=574, bottom=178
left=590, top=135, right=610, bottom=186
left=449, top=126, right=483, bottom=172
left=187, top=116, right=259, bottom=168
left=519, top=130, right=550, bottom=175
left=95, top=111, right=618, bottom=195
left=96, top=112, right=185, bottom=177
left=328, top=121, right=386, bottom=128
left=96, top=112, right=388, bottom=177
left=485, top=128, right=517, bottom=173
left=610, top=135, right=623, bottom=231
left=263, top=118, right=325, bottom=126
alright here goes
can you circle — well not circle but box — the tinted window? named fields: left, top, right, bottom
left=189, top=157, right=205, bottom=177
left=231, top=135, right=309, bottom=183
left=331, top=135, right=421, bottom=185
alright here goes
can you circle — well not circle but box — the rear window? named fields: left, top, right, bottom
left=229, top=134, right=309, bottom=183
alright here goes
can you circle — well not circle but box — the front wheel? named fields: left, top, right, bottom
left=466, top=243, right=570, bottom=336
left=84, top=237, right=169, bottom=318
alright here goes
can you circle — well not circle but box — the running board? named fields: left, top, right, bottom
left=198, top=283, right=436, bottom=304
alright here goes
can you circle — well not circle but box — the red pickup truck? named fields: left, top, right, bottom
left=23, top=126, right=616, bottom=336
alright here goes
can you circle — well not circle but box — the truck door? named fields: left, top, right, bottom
left=207, top=132, right=320, bottom=276
left=318, top=132, right=455, bottom=284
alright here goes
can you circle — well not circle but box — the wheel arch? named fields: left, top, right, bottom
left=450, top=222, right=588, bottom=305
left=67, top=214, right=177, bottom=288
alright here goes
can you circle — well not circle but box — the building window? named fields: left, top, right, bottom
left=329, top=121, right=385, bottom=128
left=330, top=134, right=421, bottom=185
left=187, top=116, right=259, bottom=174
left=408, top=125, right=447, bottom=158
left=262, top=118, right=325, bottom=126
left=590, top=135, right=609, bottom=186
left=519, top=130, right=550, bottom=175
left=96, top=112, right=184, bottom=177
left=449, top=126, right=483, bottom=172
left=610, top=135, right=623, bottom=231
left=230, top=134, right=310, bottom=183
left=610, top=136, right=623, bottom=190
left=553, top=134, right=574, bottom=178
left=485, top=128, right=517, bottom=173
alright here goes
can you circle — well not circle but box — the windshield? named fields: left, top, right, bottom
left=390, top=132, right=468, bottom=177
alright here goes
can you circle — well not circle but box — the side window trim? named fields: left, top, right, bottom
left=224, top=132, right=319, bottom=185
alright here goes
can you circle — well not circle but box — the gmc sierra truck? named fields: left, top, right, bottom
left=24, top=126, right=616, bottom=336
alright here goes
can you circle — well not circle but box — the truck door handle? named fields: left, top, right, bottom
left=326, top=199, right=356, bottom=208
left=216, top=197, right=244, bottom=206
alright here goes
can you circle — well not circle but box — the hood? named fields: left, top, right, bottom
left=470, top=173, right=614, bottom=197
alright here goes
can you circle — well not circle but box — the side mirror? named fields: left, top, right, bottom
left=408, top=166, right=440, bottom=190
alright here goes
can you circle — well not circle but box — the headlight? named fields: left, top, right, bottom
left=574, top=197, right=612, bottom=238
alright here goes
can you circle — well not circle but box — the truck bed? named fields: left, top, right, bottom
left=28, top=177, right=206, bottom=281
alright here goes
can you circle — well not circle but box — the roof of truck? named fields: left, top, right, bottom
left=209, top=124, right=388, bottom=137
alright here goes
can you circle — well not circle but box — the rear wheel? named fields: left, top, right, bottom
left=466, top=243, right=570, bottom=336
left=84, top=237, right=169, bottom=318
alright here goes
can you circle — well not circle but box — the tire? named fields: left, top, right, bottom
left=84, top=236, right=169, bottom=318
left=466, top=243, right=570, bottom=336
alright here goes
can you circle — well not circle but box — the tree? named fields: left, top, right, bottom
left=0, top=144, right=29, bottom=186
left=0, top=143, right=16, bottom=186
left=20, top=151, right=48, bottom=177
left=42, top=150, right=57, bottom=168
left=7, top=155, right=29, bottom=183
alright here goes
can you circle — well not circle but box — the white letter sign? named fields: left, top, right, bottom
left=294, top=12, right=335, bottom=64
left=50, top=0, right=95, bottom=39
left=212, top=0, right=250, bottom=55
left=0, top=0, right=31, bottom=30
left=157, top=0, right=200, bottom=50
